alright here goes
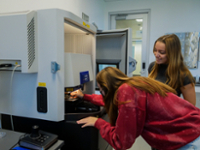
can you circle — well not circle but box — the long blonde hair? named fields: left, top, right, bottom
left=96, top=67, right=176, bottom=125
left=149, top=34, right=195, bottom=90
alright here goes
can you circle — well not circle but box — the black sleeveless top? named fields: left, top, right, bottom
left=148, top=61, right=191, bottom=97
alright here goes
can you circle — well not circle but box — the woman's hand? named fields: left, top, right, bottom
left=70, top=89, right=84, bottom=99
left=77, top=117, right=98, bottom=128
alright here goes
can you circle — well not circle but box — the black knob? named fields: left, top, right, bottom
left=30, top=125, right=41, bottom=139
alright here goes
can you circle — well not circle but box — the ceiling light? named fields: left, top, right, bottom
left=136, top=19, right=143, bottom=22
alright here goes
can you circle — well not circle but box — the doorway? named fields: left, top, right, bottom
left=109, top=11, right=150, bottom=77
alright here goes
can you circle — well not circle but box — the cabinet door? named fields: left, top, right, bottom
left=96, top=28, right=132, bottom=76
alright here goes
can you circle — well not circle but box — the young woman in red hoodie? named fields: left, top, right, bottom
left=72, top=67, right=200, bottom=150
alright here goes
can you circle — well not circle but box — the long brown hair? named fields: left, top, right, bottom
left=149, top=34, right=195, bottom=90
left=96, top=67, right=176, bottom=126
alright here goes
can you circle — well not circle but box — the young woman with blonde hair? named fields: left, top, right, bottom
left=148, top=34, right=196, bottom=105
left=72, top=67, right=200, bottom=150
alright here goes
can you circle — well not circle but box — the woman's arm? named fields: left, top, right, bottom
left=96, top=85, right=146, bottom=149
left=83, top=94, right=105, bottom=106
left=78, top=84, right=146, bottom=150
left=70, top=89, right=105, bottom=106
left=180, top=83, right=196, bottom=106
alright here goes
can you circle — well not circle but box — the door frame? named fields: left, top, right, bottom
left=108, top=9, right=151, bottom=77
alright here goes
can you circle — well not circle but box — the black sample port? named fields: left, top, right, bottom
left=0, top=64, right=13, bottom=68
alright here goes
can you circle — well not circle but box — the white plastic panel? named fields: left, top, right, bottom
left=64, top=53, right=94, bottom=87
left=96, top=28, right=132, bottom=75
left=0, top=9, right=96, bottom=121
left=0, top=11, right=38, bottom=73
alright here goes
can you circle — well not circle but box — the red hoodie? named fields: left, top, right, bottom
left=83, top=83, right=200, bottom=150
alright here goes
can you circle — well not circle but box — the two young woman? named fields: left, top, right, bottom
left=72, top=67, right=200, bottom=150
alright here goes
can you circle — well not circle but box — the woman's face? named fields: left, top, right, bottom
left=154, top=41, right=168, bottom=64
left=97, top=83, right=106, bottom=97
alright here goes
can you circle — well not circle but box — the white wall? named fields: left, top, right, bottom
left=0, top=0, right=105, bottom=30
left=103, top=0, right=200, bottom=75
